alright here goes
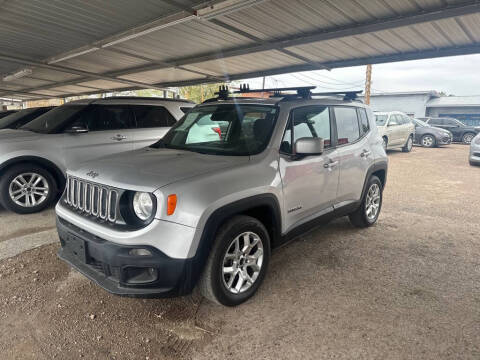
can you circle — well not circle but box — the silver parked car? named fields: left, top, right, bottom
left=56, top=87, right=388, bottom=306
left=470, top=133, right=480, bottom=166
left=0, top=97, right=194, bottom=214
left=375, top=111, right=415, bottom=152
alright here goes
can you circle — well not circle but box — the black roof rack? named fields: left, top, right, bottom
left=95, top=96, right=195, bottom=103
left=311, top=90, right=363, bottom=101
left=205, top=84, right=363, bottom=103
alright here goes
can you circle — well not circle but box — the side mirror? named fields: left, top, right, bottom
left=65, top=124, right=88, bottom=134
left=294, top=137, right=324, bottom=156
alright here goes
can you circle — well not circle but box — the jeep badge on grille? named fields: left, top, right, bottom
left=86, top=171, right=99, bottom=179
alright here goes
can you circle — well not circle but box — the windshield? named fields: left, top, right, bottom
left=21, top=105, right=85, bottom=133
left=375, top=115, right=388, bottom=126
left=152, top=104, right=278, bottom=156
left=413, top=118, right=429, bottom=127
left=0, top=108, right=39, bottom=129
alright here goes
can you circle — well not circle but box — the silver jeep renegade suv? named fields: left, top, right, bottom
left=0, top=97, right=193, bottom=214
left=56, top=87, right=388, bottom=306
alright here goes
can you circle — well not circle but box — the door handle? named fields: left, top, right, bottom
left=111, top=134, right=127, bottom=141
left=324, top=160, right=339, bottom=169
left=361, top=150, right=371, bottom=158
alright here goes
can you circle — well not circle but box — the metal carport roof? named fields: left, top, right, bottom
left=1, top=0, right=480, bottom=101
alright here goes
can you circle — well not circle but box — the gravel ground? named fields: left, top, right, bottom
left=0, top=144, right=479, bottom=360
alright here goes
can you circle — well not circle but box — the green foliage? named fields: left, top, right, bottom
left=179, top=83, right=226, bottom=103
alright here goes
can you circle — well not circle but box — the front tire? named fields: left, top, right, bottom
left=349, top=176, right=383, bottom=228
left=0, top=164, right=57, bottom=214
left=198, top=215, right=270, bottom=306
left=421, top=134, right=436, bottom=148
left=402, top=135, right=413, bottom=152
left=462, top=133, right=475, bottom=144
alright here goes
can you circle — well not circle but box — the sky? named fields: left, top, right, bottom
left=243, top=53, right=480, bottom=97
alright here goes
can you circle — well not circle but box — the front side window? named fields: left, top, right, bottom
left=21, top=105, right=86, bottom=133
left=281, top=106, right=332, bottom=154
left=153, top=104, right=277, bottom=156
left=429, top=118, right=443, bottom=125
left=335, top=107, right=360, bottom=145
left=133, top=105, right=176, bottom=128
left=76, top=105, right=133, bottom=132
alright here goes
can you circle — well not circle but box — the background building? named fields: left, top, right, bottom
left=366, top=91, right=480, bottom=126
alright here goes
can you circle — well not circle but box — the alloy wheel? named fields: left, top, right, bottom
left=365, top=183, right=381, bottom=221
left=222, top=231, right=264, bottom=294
left=8, top=173, right=50, bottom=208
left=422, top=135, right=434, bottom=147
left=407, top=137, right=413, bottom=151
left=463, top=134, right=474, bottom=144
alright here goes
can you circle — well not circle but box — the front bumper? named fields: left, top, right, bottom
left=57, top=217, right=197, bottom=297
left=470, top=150, right=480, bottom=165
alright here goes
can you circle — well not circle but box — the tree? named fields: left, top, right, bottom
left=179, top=83, right=226, bottom=103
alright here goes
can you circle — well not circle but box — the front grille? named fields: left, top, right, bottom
left=65, top=175, right=119, bottom=223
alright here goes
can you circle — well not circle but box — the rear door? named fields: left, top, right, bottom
left=131, top=105, right=177, bottom=149
left=279, top=105, right=340, bottom=231
left=334, top=106, right=374, bottom=205
left=63, top=104, right=135, bottom=168
left=385, top=114, right=401, bottom=146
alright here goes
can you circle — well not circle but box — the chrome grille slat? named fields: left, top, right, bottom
left=65, top=175, right=118, bottom=223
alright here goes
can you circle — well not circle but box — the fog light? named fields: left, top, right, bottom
left=129, top=248, right=152, bottom=256
left=124, top=267, right=158, bottom=284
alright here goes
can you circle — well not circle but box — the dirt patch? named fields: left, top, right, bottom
left=1, top=145, right=480, bottom=359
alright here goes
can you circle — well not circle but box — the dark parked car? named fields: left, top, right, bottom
left=411, top=118, right=452, bottom=147
left=0, top=107, right=54, bottom=130
left=0, top=110, right=18, bottom=119
left=420, top=117, right=480, bottom=144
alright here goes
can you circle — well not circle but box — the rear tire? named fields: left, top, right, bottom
left=198, top=215, right=271, bottom=306
left=0, top=164, right=57, bottom=214
left=402, top=136, right=413, bottom=152
left=462, top=133, right=475, bottom=144
left=349, top=176, right=383, bottom=228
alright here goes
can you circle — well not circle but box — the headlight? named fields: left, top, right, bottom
left=133, top=192, right=154, bottom=220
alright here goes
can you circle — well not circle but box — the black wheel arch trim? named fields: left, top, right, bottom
left=0, top=156, right=65, bottom=192
left=360, top=161, right=388, bottom=200
left=183, top=194, right=282, bottom=294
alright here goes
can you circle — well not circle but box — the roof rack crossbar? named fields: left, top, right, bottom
left=311, top=90, right=363, bottom=101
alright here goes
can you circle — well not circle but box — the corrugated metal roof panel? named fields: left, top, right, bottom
left=119, top=68, right=205, bottom=84
left=185, top=50, right=304, bottom=76
left=0, top=0, right=479, bottom=98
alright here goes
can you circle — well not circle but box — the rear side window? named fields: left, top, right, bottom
left=429, top=118, right=443, bottom=125
left=334, top=107, right=360, bottom=145
left=133, top=105, right=176, bottom=128
left=357, top=108, right=370, bottom=136
left=76, top=105, right=134, bottom=131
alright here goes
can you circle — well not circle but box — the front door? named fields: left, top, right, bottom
left=130, top=105, right=178, bottom=149
left=279, top=106, right=340, bottom=232
left=63, top=104, right=136, bottom=169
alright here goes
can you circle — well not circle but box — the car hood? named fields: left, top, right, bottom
left=0, top=129, right=42, bottom=142
left=68, top=147, right=250, bottom=192
left=424, top=126, right=451, bottom=135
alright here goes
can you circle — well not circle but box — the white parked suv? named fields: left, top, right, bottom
left=0, top=97, right=194, bottom=214
left=56, top=87, right=388, bottom=306
left=375, top=111, right=415, bottom=152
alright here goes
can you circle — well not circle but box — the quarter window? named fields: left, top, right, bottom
left=281, top=106, right=331, bottom=154
left=334, top=107, right=360, bottom=145
left=133, top=105, right=176, bottom=128
left=358, top=108, right=370, bottom=136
